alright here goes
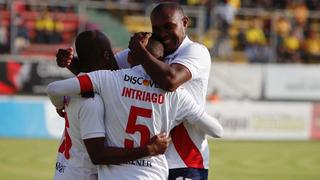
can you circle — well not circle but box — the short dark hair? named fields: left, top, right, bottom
left=151, top=2, right=185, bottom=17
left=75, top=30, right=112, bottom=72
left=146, top=35, right=164, bottom=59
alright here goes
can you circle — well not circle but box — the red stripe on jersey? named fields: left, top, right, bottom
left=171, top=123, right=204, bottom=168
left=77, top=75, right=93, bottom=93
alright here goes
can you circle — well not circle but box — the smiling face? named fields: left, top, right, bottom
left=151, top=4, right=188, bottom=56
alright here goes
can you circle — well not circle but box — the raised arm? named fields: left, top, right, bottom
left=47, top=77, right=81, bottom=98
left=56, top=48, right=80, bottom=75
left=84, top=133, right=170, bottom=165
left=129, top=33, right=191, bottom=91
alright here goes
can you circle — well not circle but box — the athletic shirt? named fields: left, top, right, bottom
left=115, top=36, right=212, bottom=169
left=54, top=95, right=105, bottom=180
left=78, top=65, right=205, bottom=179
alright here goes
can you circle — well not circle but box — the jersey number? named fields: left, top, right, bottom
left=58, top=113, right=72, bottom=159
left=124, top=106, right=152, bottom=148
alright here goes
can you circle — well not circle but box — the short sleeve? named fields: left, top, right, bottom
left=115, top=49, right=131, bottom=69
left=86, top=70, right=113, bottom=95
left=175, top=88, right=204, bottom=124
left=170, top=44, right=211, bottom=79
left=79, top=94, right=105, bottom=139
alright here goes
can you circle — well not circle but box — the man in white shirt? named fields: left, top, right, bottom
left=128, top=3, right=212, bottom=179
left=51, top=30, right=171, bottom=180
left=49, top=34, right=222, bottom=180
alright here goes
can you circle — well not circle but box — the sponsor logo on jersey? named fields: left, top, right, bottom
left=125, top=159, right=152, bottom=167
left=124, top=74, right=159, bottom=88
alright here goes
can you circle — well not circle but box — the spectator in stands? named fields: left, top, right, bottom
left=278, top=29, right=302, bottom=63
left=51, top=16, right=64, bottom=44
left=35, top=14, right=46, bottom=43
left=0, top=20, right=9, bottom=53
left=302, top=28, right=320, bottom=63
left=35, top=12, right=64, bottom=44
left=14, top=15, right=30, bottom=53
left=244, top=18, right=273, bottom=63
left=212, top=0, right=238, bottom=58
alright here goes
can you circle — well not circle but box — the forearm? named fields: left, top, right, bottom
left=134, top=48, right=178, bottom=91
left=47, top=78, right=81, bottom=97
left=94, top=146, right=150, bottom=165
left=84, top=138, right=151, bottom=165
left=194, top=112, right=223, bottom=138
left=67, top=57, right=80, bottom=75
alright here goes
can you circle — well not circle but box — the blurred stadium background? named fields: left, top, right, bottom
left=0, top=0, right=320, bottom=179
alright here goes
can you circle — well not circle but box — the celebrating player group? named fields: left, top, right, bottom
left=47, top=2, right=223, bottom=180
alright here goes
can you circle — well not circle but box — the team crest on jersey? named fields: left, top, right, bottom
left=56, top=162, right=66, bottom=173
left=124, top=74, right=159, bottom=88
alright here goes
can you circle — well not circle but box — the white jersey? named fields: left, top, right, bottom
left=115, top=36, right=212, bottom=169
left=78, top=65, right=205, bottom=180
left=54, top=95, right=105, bottom=180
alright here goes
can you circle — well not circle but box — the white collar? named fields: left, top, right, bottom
left=165, top=36, right=192, bottom=59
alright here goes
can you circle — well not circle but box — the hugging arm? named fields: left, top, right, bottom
left=84, top=133, right=170, bottom=165
left=46, top=77, right=81, bottom=109
left=177, top=90, right=223, bottom=138
left=129, top=33, right=191, bottom=92
left=192, top=112, right=223, bottom=138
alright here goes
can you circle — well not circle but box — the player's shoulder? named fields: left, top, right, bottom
left=178, top=41, right=210, bottom=61
left=68, top=94, right=103, bottom=110
left=183, top=40, right=209, bottom=53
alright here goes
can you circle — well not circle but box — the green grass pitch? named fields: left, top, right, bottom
left=0, top=138, right=319, bottom=180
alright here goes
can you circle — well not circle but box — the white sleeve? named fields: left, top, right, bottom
left=191, top=112, right=223, bottom=138
left=79, top=95, right=106, bottom=139
left=47, top=77, right=80, bottom=109
left=176, top=89, right=223, bottom=138
left=47, top=77, right=81, bottom=96
left=115, top=49, right=130, bottom=69
left=85, top=70, right=113, bottom=95
left=170, top=43, right=210, bottom=79
left=175, top=88, right=203, bottom=123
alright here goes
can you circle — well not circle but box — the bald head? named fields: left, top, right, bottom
left=151, top=2, right=185, bottom=18
left=75, top=30, right=117, bottom=72
left=150, top=2, right=188, bottom=55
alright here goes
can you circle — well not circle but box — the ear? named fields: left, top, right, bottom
left=182, top=16, right=189, bottom=27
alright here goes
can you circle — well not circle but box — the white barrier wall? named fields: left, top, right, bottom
left=206, top=101, right=314, bottom=140
left=1, top=96, right=320, bottom=140
left=265, top=64, right=320, bottom=100
left=208, top=63, right=320, bottom=101
left=208, top=63, right=263, bottom=100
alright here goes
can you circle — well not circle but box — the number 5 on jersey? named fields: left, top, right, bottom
left=124, top=106, right=152, bottom=148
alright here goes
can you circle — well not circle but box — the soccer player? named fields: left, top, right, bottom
left=128, top=3, right=213, bottom=179
left=48, top=35, right=223, bottom=179
left=50, top=30, right=170, bottom=180
left=57, top=3, right=216, bottom=179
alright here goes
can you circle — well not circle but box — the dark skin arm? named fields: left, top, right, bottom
left=83, top=132, right=170, bottom=165
left=56, top=48, right=80, bottom=75
left=129, top=33, right=191, bottom=92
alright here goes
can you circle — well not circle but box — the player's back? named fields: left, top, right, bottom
left=86, top=65, right=202, bottom=180
left=54, top=95, right=104, bottom=180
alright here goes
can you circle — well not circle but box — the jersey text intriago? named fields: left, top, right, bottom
left=121, top=87, right=164, bottom=104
